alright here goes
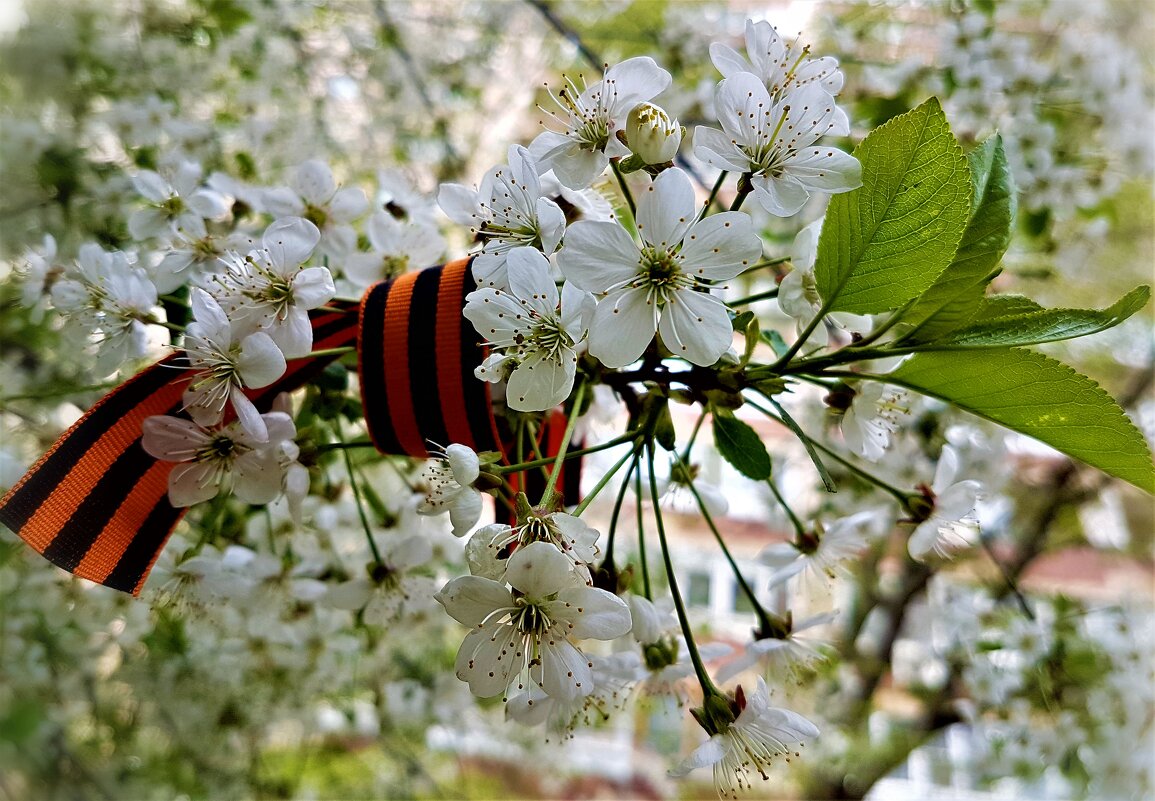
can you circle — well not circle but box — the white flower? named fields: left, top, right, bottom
left=17, top=234, right=57, bottom=317
left=49, top=244, right=159, bottom=376
left=710, top=19, right=849, bottom=135
left=128, top=161, right=229, bottom=240
left=181, top=288, right=287, bottom=442
left=530, top=57, right=672, bottom=190
left=464, top=247, right=591, bottom=412
left=716, top=612, right=837, bottom=683
left=841, top=383, right=911, bottom=461
left=626, top=102, right=682, bottom=165
left=141, top=412, right=294, bottom=507
left=262, top=160, right=368, bottom=258
left=438, top=145, right=566, bottom=289
left=777, top=220, right=867, bottom=348
left=694, top=75, right=861, bottom=216
left=153, top=229, right=234, bottom=294
left=324, top=534, right=437, bottom=624
left=908, top=445, right=984, bottom=561
left=416, top=443, right=483, bottom=537
left=670, top=678, right=819, bottom=798
left=467, top=508, right=601, bottom=583
left=758, top=509, right=888, bottom=589
left=435, top=541, right=632, bottom=702
left=212, top=217, right=334, bottom=358
left=654, top=458, right=730, bottom=518
left=558, top=167, right=762, bottom=367
left=343, top=211, right=444, bottom=288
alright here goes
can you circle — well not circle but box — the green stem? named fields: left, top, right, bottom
left=808, top=437, right=914, bottom=507
left=697, top=170, right=728, bottom=221
left=610, top=159, right=637, bottom=221
left=539, top=382, right=587, bottom=508
left=737, top=255, right=790, bottom=278
left=678, top=409, right=708, bottom=467
left=679, top=457, right=789, bottom=635
left=771, top=296, right=833, bottom=369
left=572, top=438, right=643, bottom=516
left=635, top=465, right=650, bottom=599
left=317, top=439, right=376, bottom=452
left=647, top=443, right=720, bottom=696
left=729, top=287, right=780, bottom=306
left=335, top=419, right=384, bottom=567
left=729, top=172, right=754, bottom=212
left=496, top=430, right=639, bottom=473
left=602, top=451, right=640, bottom=568
left=766, top=478, right=807, bottom=538
left=293, top=346, right=356, bottom=360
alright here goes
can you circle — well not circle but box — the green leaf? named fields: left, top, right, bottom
left=761, top=329, right=789, bottom=357
left=888, top=350, right=1155, bottom=492
left=972, top=294, right=1044, bottom=321
left=938, top=286, right=1150, bottom=348
left=816, top=98, right=971, bottom=315
left=712, top=412, right=772, bottom=481
left=902, top=135, right=1017, bottom=341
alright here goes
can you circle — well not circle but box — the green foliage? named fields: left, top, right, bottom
left=815, top=98, right=971, bottom=314
left=711, top=411, right=772, bottom=480
left=888, top=349, right=1155, bottom=492
left=934, top=286, right=1150, bottom=347
left=902, top=134, right=1017, bottom=341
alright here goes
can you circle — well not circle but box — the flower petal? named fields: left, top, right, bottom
left=636, top=167, right=695, bottom=248
left=556, top=221, right=640, bottom=293
left=587, top=286, right=656, bottom=368
left=556, top=586, right=632, bottom=640
left=658, top=289, right=732, bottom=366
left=436, top=575, right=513, bottom=626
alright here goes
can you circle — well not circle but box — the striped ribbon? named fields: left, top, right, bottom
left=0, top=257, right=579, bottom=596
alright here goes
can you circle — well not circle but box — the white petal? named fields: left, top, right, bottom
left=751, top=173, right=812, bottom=217
left=233, top=449, right=284, bottom=504
left=636, top=167, right=696, bottom=248
left=602, top=56, right=672, bottom=115
left=128, top=208, right=171, bottom=240
left=785, top=148, right=863, bottom=193
left=691, top=126, right=753, bottom=173
left=293, top=160, right=336, bottom=204
left=669, top=737, right=726, bottom=777
left=557, top=586, right=632, bottom=640
left=449, top=489, right=483, bottom=536
left=237, top=332, right=287, bottom=388
left=141, top=415, right=209, bottom=461
left=188, top=190, right=229, bottom=220
left=556, top=220, right=640, bottom=293
left=190, top=287, right=230, bottom=335
left=437, top=183, right=481, bottom=226
left=330, top=187, right=368, bottom=221
left=388, top=534, right=433, bottom=571
left=547, top=145, right=608, bottom=191
left=230, top=387, right=268, bottom=443
left=267, top=307, right=314, bottom=359
left=264, top=216, right=320, bottom=271
left=457, top=623, right=520, bottom=698
left=505, top=541, right=578, bottom=598
left=505, top=248, right=559, bottom=312
left=292, top=266, right=336, bottom=309
left=536, top=197, right=566, bottom=254
left=325, top=579, right=374, bottom=610
left=658, top=290, right=732, bottom=366
left=261, top=186, right=304, bottom=217
left=678, top=211, right=762, bottom=280
left=133, top=170, right=172, bottom=202
left=539, top=637, right=592, bottom=702
left=587, top=286, right=656, bottom=368
left=436, top=575, right=512, bottom=626
left=507, top=350, right=575, bottom=412
left=446, top=444, right=480, bottom=484
left=709, top=42, right=750, bottom=79
left=167, top=462, right=223, bottom=507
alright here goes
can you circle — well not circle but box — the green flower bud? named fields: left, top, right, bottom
left=626, top=102, right=682, bottom=165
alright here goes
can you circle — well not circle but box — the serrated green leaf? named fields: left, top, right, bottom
left=938, top=286, right=1150, bottom=348
left=888, top=350, right=1155, bottom=492
left=816, top=98, right=971, bottom=315
left=972, top=294, right=1044, bottom=321
left=901, top=135, right=1017, bottom=341
left=712, top=412, right=772, bottom=481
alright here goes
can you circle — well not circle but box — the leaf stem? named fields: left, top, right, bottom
left=573, top=438, right=643, bottom=516
left=335, top=419, right=385, bottom=567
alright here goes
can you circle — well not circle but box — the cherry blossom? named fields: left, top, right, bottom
left=694, top=75, right=861, bottom=216
left=530, top=57, right=672, bottom=189
left=416, top=443, right=483, bottom=537
left=438, top=145, right=565, bottom=289
left=908, top=445, right=984, bottom=561
left=128, top=161, right=229, bottom=240
left=262, top=160, right=368, bottom=259
left=436, top=541, right=632, bottom=702
left=464, top=247, right=591, bottom=412
left=558, top=167, right=762, bottom=367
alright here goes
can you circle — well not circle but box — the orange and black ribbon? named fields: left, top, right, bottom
left=0, top=257, right=578, bottom=596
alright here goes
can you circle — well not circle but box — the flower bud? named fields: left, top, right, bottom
left=626, top=102, right=682, bottom=165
